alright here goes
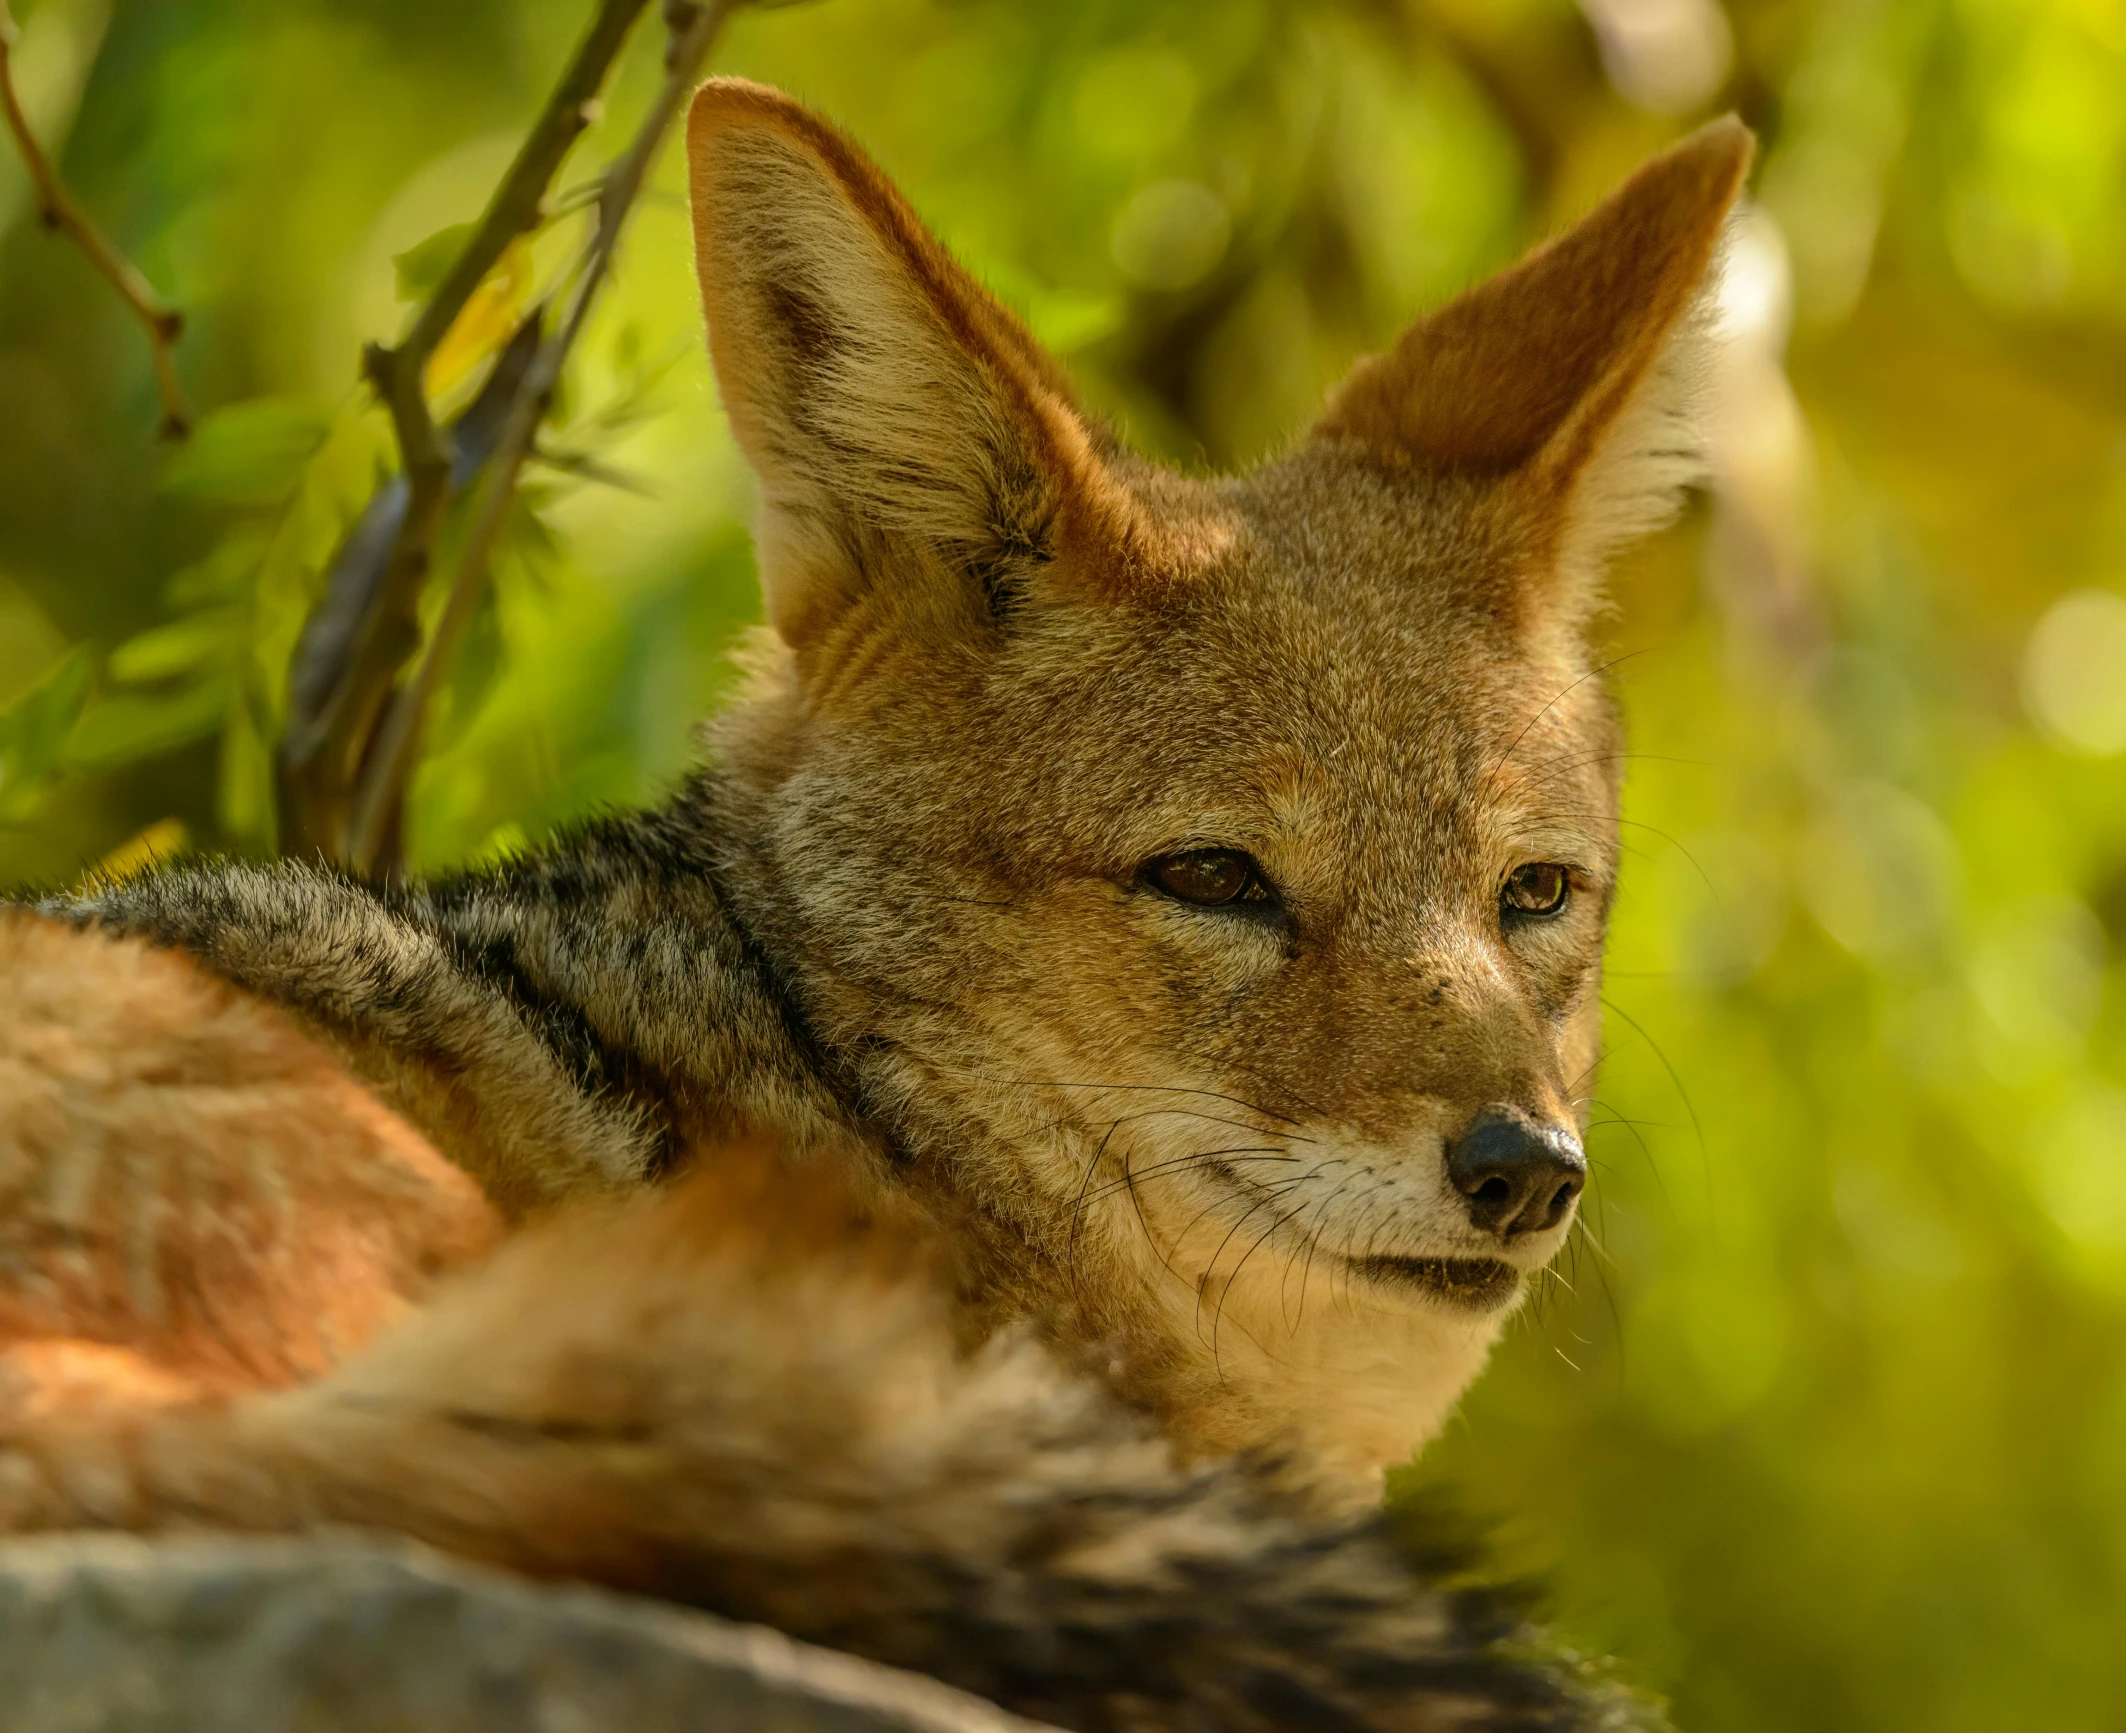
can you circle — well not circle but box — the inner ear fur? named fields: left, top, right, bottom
left=686, top=79, right=1147, bottom=651
left=1313, top=117, right=1755, bottom=617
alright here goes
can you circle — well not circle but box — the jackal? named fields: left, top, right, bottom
left=3, top=81, right=1749, bottom=1730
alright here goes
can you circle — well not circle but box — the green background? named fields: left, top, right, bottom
left=5, top=1, right=2126, bottom=1725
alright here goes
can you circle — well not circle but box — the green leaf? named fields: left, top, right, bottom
left=107, top=608, right=244, bottom=684
left=217, top=699, right=276, bottom=847
left=428, top=591, right=504, bottom=754
left=159, top=397, right=336, bottom=506
left=393, top=221, right=476, bottom=303
left=496, top=489, right=562, bottom=592
left=533, top=445, right=655, bottom=496
left=66, top=680, right=229, bottom=769
left=0, top=645, right=93, bottom=824
left=163, top=527, right=273, bottom=610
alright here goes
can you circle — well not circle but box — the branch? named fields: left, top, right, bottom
left=342, top=0, right=741, bottom=877
left=0, top=0, right=188, bottom=436
left=278, top=0, right=654, bottom=863
left=281, top=314, right=546, bottom=754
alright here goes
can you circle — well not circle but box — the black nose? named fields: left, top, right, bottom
left=1446, top=1107, right=1586, bottom=1238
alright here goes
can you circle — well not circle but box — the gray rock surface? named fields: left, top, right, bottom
left=0, top=1533, right=1058, bottom=1733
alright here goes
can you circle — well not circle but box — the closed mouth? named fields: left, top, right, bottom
left=1346, top=1254, right=1521, bottom=1311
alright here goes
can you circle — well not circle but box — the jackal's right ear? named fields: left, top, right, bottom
left=1313, top=118, right=1753, bottom=628
left=687, top=80, right=1143, bottom=652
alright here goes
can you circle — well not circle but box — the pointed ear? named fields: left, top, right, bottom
left=687, top=79, right=1145, bottom=653
left=1313, top=117, right=1754, bottom=617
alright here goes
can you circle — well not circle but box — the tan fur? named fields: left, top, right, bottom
left=10, top=90, right=1752, bottom=1517
left=1315, top=117, right=1751, bottom=621
left=0, top=1146, right=982, bottom=1543
left=686, top=80, right=1217, bottom=631
left=683, top=85, right=1752, bottom=1492
left=0, top=910, right=500, bottom=1414
left=0, top=89, right=1756, bottom=1728
left=0, top=1147, right=1654, bottom=1731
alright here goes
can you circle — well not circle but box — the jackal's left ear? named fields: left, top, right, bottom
left=1313, top=118, right=1753, bottom=624
left=687, top=79, right=1150, bottom=654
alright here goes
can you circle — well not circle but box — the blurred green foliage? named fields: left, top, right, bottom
left=4, top=0, right=2126, bottom=1725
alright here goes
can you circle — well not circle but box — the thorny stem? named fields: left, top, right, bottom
left=279, top=0, right=655, bottom=865
left=342, top=0, right=740, bottom=877
left=0, top=0, right=189, bottom=437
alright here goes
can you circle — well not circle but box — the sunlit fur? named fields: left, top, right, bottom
left=0, top=911, right=499, bottom=1416
left=0, top=83, right=1753, bottom=1730
left=0, top=1138, right=1664, bottom=1731
left=686, top=82, right=1750, bottom=1489
left=15, top=86, right=1750, bottom=1509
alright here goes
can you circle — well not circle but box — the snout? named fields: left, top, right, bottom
left=1446, top=1106, right=1585, bottom=1239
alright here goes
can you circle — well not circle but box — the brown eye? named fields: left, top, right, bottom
left=1141, top=849, right=1271, bottom=909
left=1502, top=862, right=1571, bottom=919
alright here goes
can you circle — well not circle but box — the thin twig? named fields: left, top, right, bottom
left=278, top=0, right=654, bottom=862
left=343, top=0, right=739, bottom=875
left=0, top=0, right=188, bottom=436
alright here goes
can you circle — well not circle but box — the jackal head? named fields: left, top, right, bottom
left=686, top=82, right=1749, bottom=1489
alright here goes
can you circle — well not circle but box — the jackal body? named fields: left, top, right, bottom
left=3, top=79, right=1748, bottom=1730
left=32, top=85, right=1744, bottom=1495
